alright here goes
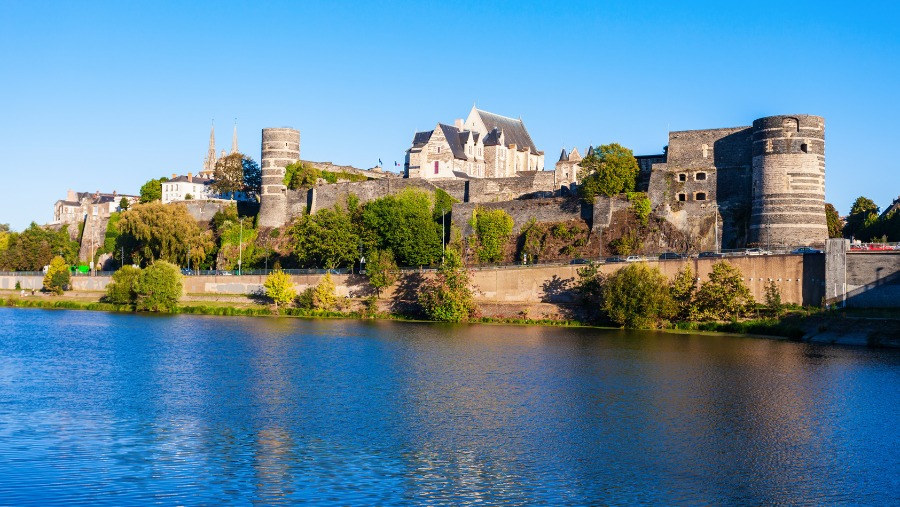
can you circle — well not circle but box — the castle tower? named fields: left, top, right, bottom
left=750, top=115, right=826, bottom=247
left=258, top=127, right=300, bottom=228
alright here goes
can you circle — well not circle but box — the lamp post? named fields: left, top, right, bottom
left=712, top=204, right=720, bottom=254
left=238, top=217, right=243, bottom=275
left=441, top=208, right=446, bottom=264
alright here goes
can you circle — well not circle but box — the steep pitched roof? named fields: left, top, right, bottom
left=412, top=130, right=433, bottom=147
left=437, top=124, right=467, bottom=160
left=473, top=109, right=538, bottom=153
left=482, top=127, right=503, bottom=146
left=558, top=148, right=568, bottom=162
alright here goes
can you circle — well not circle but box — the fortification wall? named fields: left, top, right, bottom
left=78, top=215, right=109, bottom=263
left=258, top=128, right=300, bottom=228
left=302, top=160, right=393, bottom=180
left=451, top=197, right=583, bottom=235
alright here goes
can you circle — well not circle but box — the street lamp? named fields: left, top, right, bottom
left=711, top=204, right=720, bottom=253
left=238, top=217, right=243, bottom=275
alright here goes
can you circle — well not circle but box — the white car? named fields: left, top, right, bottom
left=625, top=255, right=644, bottom=262
left=744, top=248, right=772, bottom=256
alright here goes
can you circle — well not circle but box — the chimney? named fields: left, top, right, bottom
left=112, top=190, right=117, bottom=197
left=454, top=118, right=464, bottom=130
left=172, top=173, right=176, bottom=180
left=188, top=172, right=193, bottom=182
left=67, top=189, right=76, bottom=202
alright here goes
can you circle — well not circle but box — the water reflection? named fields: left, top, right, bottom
left=0, top=309, right=898, bottom=505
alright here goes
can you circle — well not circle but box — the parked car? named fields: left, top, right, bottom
left=698, top=251, right=724, bottom=258
left=744, top=248, right=772, bottom=256
left=570, top=258, right=590, bottom=265
left=605, top=256, right=626, bottom=263
left=625, top=255, right=644, bottom=262
left=658, top=252, right=684, bottom=260
left=791, top=247, right=822, bottom=254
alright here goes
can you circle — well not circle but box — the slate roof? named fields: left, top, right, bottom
left=482, top=127, right=502, bottom=146
left=437, top=124, right=467, bottom=160
left=412, top=130, right=433, bottom=147
left=167, top=175, right=213, bottom=184
left=474, top=109, right=538, bottom=153
left=559, top=148, right=568, bottom=162
left=880, top=196, right=900, bottom=219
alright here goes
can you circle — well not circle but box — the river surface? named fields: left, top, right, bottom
left=0, top=308, right=898, bottom=505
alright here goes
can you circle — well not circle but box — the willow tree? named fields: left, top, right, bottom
left=117, top=202, right=212, bottom=267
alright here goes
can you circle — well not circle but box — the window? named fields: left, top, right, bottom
left=679, top=173, right=687, bottom=182
left=695, top=192, right=707, bottom=201
left=434, top=161, right=439, bottom=174
left=800, top=143, right=808, bottom=153
left=695, top=172, right=707, bottom=181
left=678, top=193, right=686, bottom=202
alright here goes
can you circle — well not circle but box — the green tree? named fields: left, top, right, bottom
left=119, top=197, right=131, bottom=211
left=670, top=264, right=697, bottom=321
left=0, top=224, right=9, bottom=254
left=283, top=162, right=322, bottom=189
left=211, top=153, right=248, bottom=199
left=825, top=203, right=843, bottom=239
left=578, top=143, right=640, bottom=201
left=574, top=261, right=606, bottom=315
left=418, top=248, right=476, bottom=322
left=42, top=255, right=70, bottom=295
left=361, top=188, right=442, bottom=267
left=694, top=261, right=755, bottom=320
left=0, top=223, right=78, bottom=271
left=470, top=207, right=514, bottom=263
left=764, top=279, right=783, bottom=317
left=602, top=263, right=674, bottom=329
left=264, top=269, right=296, bottom=313
left=117, top=202, right=211, bottom=267
left=134, top=260, right=182, bottom=312
left=104, top=265, right=141, bottom=304
left=290, top=204, right=359, bottom=269
left=366, top=249, right=399, bottom=296
left=139, top=178, right=165, bottom=203
left=313, top=272, right=337, bottom=310
left=242, top=157, right=262, bottom=199
left=626, top=192, right=652, bottom=225
left=843, top=196, right=879, bottom=239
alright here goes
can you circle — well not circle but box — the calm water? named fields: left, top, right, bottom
left=0, top=309, right=898, bottom=506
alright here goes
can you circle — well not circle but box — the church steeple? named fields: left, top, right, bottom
left=231, top=120, right=238, bottom=154
left=202, top=121, right=217, bottom=177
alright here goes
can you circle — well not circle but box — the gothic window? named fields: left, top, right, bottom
left=695, top=192, right=707, bottom=201
left=695, top=172, right=707, bottom=181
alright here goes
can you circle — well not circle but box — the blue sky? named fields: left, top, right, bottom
left=1, top=0, right=898, bottom=230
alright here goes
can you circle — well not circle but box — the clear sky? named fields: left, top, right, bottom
left=1, top=0, right=898, bottom=231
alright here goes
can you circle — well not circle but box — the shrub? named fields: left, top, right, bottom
left=264, top=269, right=296, bottom=313
left=418, top=248, right=477, bottom=322
left=670, top=264, right=697, bottom=321
left=765, top=280, right=783, bottom=317
left=366, top=249, right=399, bottom=296
left=134, top=260, right=182, bottom=312
left=602, top=263, right=674, bottom=329
left=626, top=192, right=652, bottom=225
left=471, top=207, right=513, bottom=263
left=105, top=265, right=141, bottom=304
left=312, top=272, right=337, bottom=311
left=42, top=256, right=70, bottom=295
left=694, top=261, right=755, bottom=321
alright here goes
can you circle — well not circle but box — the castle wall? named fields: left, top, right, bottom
left=451, top=197, right=583, bottom=236
left=258, top=128, right=300, bottom=228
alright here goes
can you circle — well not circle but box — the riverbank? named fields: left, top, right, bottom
left=3, top=289, right=898, bottom=348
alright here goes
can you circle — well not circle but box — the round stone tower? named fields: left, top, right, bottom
left=258, top=128, right=300, bottom=228
left=750, top=115, right=826, bottom=248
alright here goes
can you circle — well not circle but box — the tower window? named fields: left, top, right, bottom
left=695, top=172, right=707, bottom=181
left=801, top=143, right=808, bottom=153
left=678, top=193, right=686, bottom=202
left=695, top=192, right=707, bottom=201
left=679, top=173, right=687, bottom=182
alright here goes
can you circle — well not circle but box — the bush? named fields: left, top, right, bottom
left=418, top=248, right=477, bottom=322
left=765, top=279, right=783, bottom=316
left=312, top=272, right=337, bottom=311
left=105, top=265, right=141, bottom=304
left=134, top=261, right=182, bottom=312
left=694, top=261, right=755, bottom=321
left=626, top=192, right=652, bottom=225
left=264, top=269, right=296, bottom=313
left=42, top=256, right=70, bottom=295
left=602, top=263, right=674, bottom=329
left=366, top=249, right=399, bottom=296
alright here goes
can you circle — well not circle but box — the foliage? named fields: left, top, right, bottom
left=211, top=153, right=249, bottom=199
left=626, top=192, right=652, bottom=225
left=290, top=204, right=359, bottom=269
left=242, top=157, right=262, bottom=199
left=184, top=193, right=194, bottom=200
left=551, top=223, right=574, bottom=241
left=0, top=223, right=79, bottom=271
left=42, top=256, right=70, bottom=294
left=574, top=261, right=606, bottom=310
left=361, top=188, right=442, bottom=267
left=119, top=197, right=131, bottom=211
left=134, top=260, right=182, bottom=312
left=97, top=212, right=121, bottom=262
left=215, top=213, right=257, bottom=271
left=825, top=203, right=843, bottom=239
left=602, top=263, right=674, bottom=329
left=610, top=230, right=642, bottom=256
left=764, top=280, right=783, bottom=316
left=670, top=264, right=697, bottom=321
left=117, top=202, right=213, bottom=267
left=433, top=188, right=458, bottom=222
left=139, top=178, right=165, bottom=203
left=321, top=170, right=368, bottom=184
left=366, top=249, right=399, bottom=296
left=418, top=248, right=477, bottom=322
left=264, top=269, right=296, bottom=312
left=104, top=265, right=141, bottom=304
left=694, top=261, right=755, bottom=321
left=470, top=207, right=514, bottom=263
left=520, top=218, right=544, bottom=263
left=312, top=272, right=337, bottom=311
left=843, top=196, right=879, bottom=239
left=283, top=162, right=322, bottom=189
left=578, top=143, right=640, bottom=201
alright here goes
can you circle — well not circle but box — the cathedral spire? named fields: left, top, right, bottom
left=202, top=121, right=217, bottom=176
left=231, top=119, right=238, bottom=154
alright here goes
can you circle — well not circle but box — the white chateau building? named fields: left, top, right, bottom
left=405, top=106, right=544, bottom=180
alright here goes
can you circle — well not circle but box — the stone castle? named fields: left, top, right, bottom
left=256, top=110, right=827, bottom=250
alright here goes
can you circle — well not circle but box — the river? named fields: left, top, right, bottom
left=0, top=308, right=897, bottom=505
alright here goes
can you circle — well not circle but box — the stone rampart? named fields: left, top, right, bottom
left=451, top=197, right=583, bottom=236
left=302, top=160, right=393, bottom=180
